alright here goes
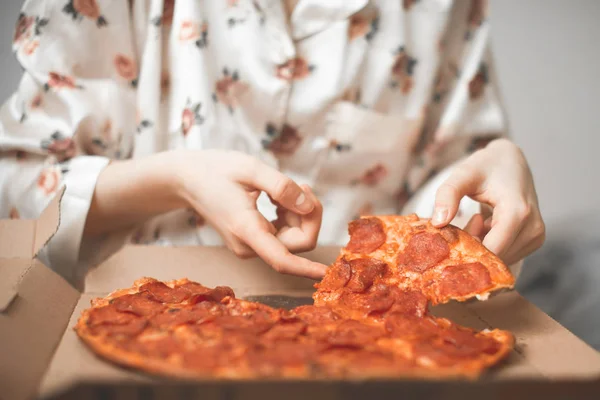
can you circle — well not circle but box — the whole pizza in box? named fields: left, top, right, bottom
left=75, top=214, right=515, bottom=379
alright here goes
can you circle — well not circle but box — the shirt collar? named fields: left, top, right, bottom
left=288, top=0, right=369, bottom=40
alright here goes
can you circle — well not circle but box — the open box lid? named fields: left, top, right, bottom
left=0, top=187, right=65, bottom=311
left=0, top=187, right=81, bottom=400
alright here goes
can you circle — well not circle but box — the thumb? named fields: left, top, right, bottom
left=431, top=167, right=481, bottom=227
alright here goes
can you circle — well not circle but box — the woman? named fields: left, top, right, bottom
left=0, top=0, right=544, bottom=285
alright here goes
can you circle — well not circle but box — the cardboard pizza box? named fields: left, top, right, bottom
left=1, top=187, right=600, bottom=400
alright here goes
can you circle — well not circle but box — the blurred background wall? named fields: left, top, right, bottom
left=1, top=0, right=599, bottom=346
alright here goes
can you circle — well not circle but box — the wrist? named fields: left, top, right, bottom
left=146, top=151, right=191, bottom=210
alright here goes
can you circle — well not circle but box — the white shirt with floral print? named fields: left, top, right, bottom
left=0, top=0, right=510, bottom=284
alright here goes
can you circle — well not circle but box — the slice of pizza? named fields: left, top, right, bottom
left=314, top=214, right=515, bottom=316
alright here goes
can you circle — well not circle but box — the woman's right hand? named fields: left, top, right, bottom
left=174, top=149, right=326, bottom=278
left=86, top=149, right=327, bottom=279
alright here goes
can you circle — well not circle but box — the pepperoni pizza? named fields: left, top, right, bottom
left=75, top=214, right=515, bottom=379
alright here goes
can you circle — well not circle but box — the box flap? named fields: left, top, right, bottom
left=0, top=186, right=80, bottom=400
left=0, top=219, right=36, bottom=259
left=0, top=187, right=65, bottom=315
left=0, top=260, right=80, bottom=400
left=0, top=187, right=64, bottom=313
left=0, top=259, right=32, bottom=312
left=0, top=218, right=36, bottom=311
left=33, top=186, right=64, bottom=258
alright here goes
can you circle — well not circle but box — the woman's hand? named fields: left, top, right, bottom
left=431, top=139, right=545, bottom=265
left=86, top=149, right=326, bottom=279
left=175, top=150, right=326, bottom=279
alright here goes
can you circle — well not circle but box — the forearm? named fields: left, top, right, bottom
left=84, top=152, right=187, bottom=236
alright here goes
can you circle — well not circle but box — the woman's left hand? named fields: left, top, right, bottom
left=431, top=138, right=546, bottom=265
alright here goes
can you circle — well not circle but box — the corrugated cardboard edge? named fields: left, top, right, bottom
left=0, top=260, right=80, bottom=400
left=0, top=260, right=32, bottom=312
left=0, top=271, right=18, bottom=311
left=33, top=186, right=65, bottom=258
left=0, top=186, right=82, bottom=400
left=0, top=187, right=65, bottom=312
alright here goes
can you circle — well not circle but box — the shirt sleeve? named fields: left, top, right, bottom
left=400, top=1, right=523, bottom=277
left=0, top=0, right=137, bottom=282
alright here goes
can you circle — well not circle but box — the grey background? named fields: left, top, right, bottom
left=1, top=1, right=599, bottom=346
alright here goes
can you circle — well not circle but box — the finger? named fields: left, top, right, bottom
left=300, top=185, right=323, bottom=237
left=237, top=213, right=327, bottom=279
left=483, top=216, right=493, bottom=232
left=464, top=213, right=485, bottom=242
left=277, top=185, right=323, bottom=253
left=237, top=159, right=315, bottom=214
left=248, top=189, right=261, bottom=202
left=481, top=203, right=494, bottom=220
left=271, top=204, right=300, bottom=232
left=501, top=234, right=542, bottom=267
left=431, top=166, right=483, bottom=227
left=227, top=239, right=257, bottom=259
left=481, top=204, right=524, bottom=258
left=500, top=217, right=546, bottom=266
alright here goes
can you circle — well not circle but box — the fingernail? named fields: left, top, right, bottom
left=295, top=192, right=314, bottom=213
left=432, top=208, right=448, bottom=225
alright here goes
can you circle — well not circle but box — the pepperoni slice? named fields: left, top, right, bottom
left=189, top=320, right=224, bottom=341
left=130, top=336, right=184, bottom=358
left=149, top=303, right=215, bottom=328
left=360, top=284, right=397, bottom=314
left=346, top=258, right=388, bottom=293
left=111, top=293, right=166, bottom=316
left=188, top=286, right=235, bottom=304
left=413, top=331, right=500, bottom=366
left=342, top=350, right=404, bottom=376
left=87, top=305, right=137, bottom=326
left=318, top=259, right=352, bottom=290
left=437, top=262, right=492, bottom=298
left=262, top=318, right=307, bottom=341
left=212, top=314, right=273, bottom=335
left=140, top=281, right=191, bottom=304
left=339, top=284, right=396, bottom=316
left=249, top=310, right=277, bottom=333
left=397, top=232, right=449, bottom=272
left=385, top=314, right=441, bottom=339
left=440, top=225, right=460, bottom=244
left=90, top=319, right=148, bottom=337
left=387, top=290, right=429, bottom=317
left=86, top=305, right=148, bottom=337
left=291, top=305, right=341, bottom=325
left=177, top=281, right=211, bottom=295
left=346, top=217, right=386, bottom=254
left=326, top=320, right=383, bottom=348
left=440, top=327, right=501, bottom=357
left=317, top=348, right=399, bottom=376
left=248, top=340, right=316, bottom=369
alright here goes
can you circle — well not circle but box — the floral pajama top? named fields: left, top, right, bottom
left=0, top=0, right=509, bottom=284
